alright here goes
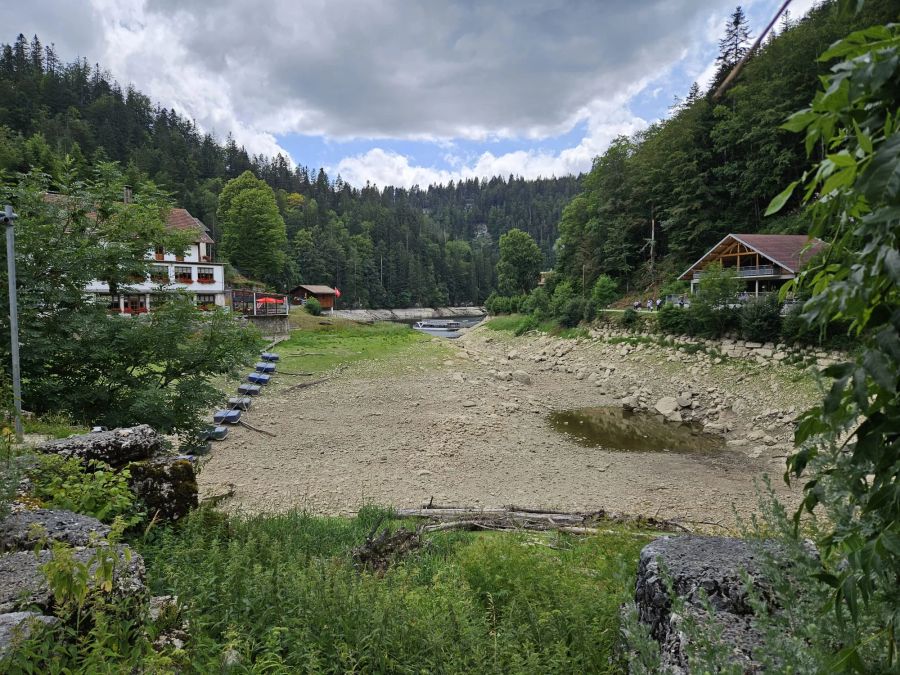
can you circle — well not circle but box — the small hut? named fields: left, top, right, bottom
left=289, top=284, right=337, bottom=311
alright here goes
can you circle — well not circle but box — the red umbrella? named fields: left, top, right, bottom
left=256, top=297, right=284, bottom=304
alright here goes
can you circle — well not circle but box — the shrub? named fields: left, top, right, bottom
left=657, top=304, right=694, bottom=335
left=549, top=280, right=575, bottom=319
left=739, top=296, right=782, bottom=343
left=559, top=297, right=587, bottom=328
left=621, top=307, right=640, bottom=329
left=27, top=455, right=143, bottom=526
left=590, top=275, right=618, bottom=312
left=485, top=293, right=526, bottom=315
left=522, top=286, right=550, bottom=320
left=304, top=297, right=322, bottom=316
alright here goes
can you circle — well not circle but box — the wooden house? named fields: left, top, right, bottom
left=289, top=284, right=337, bottom=310
left=679, top=234, right=826, bottom=296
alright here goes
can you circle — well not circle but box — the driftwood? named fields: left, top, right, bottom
left=276, top=370, right=314, bottom=376
left=284, top=377, right=330, bottom=393
left=352, top=526, right=421, bottom=574
left=395, top=506, right=688, bottom=534
left=286, top=352, right=326, bottom=357
left=238, top=420, right=277, bottom=437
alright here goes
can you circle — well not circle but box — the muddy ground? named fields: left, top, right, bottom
left=198, top=324, right=819, bottom=529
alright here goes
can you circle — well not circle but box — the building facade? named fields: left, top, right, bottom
left=85, top=208, right=227, bottom=314
left=679, top=234, right=826, bottom=296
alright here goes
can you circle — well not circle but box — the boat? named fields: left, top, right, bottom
left=213, top=409, right=242, bottom=424
left=227, top=396, right=252, bottom=411
left=414, top=320, right=462, bottom=330
left=260, top=352, right=280, bottom=362
left=246, top=372, right=271, bottom=385
left=254, top=362, right=277, bottom=373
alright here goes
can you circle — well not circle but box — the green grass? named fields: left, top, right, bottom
left=23, top=413, right=88, bottom=439
left=274, top=320, right=432, bottom=376
left=133, top=507, right=652, bottom=673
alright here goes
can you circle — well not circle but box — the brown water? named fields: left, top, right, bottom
left=548, top=406, right=725, bottom=453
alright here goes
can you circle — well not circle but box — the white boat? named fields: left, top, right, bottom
left=414, top=320, right=462, bottom=330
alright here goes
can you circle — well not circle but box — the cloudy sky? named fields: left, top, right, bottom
left=4, top=0, right=818, bottom=187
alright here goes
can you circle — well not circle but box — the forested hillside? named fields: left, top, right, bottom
left=0, top=35, right=578, bottom=306
left=553, top=0, right=898, bottom=295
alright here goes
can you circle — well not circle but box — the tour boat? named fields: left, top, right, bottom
left=414, top=320, right=462, bottom=330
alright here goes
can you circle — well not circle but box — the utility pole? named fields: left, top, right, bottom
left=649, top=205, right=656, bottom=288
left=2, top=205, right=22, bottom=440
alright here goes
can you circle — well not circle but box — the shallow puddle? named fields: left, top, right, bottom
left=548, top=406, right=725, bottom=453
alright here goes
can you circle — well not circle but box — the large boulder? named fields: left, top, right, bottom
left=128, top=456, right=198, bottom=522
left=633, top=536, right=777, bottom=673
left=37, top=425, right=163, bottom=468
left=0, top=612, right=59, bottom=658
left=0, top=509, right=110, bottom=553
left=0, top=545, right=146, bottom=614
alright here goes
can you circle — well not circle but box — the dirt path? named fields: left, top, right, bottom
left=198, top=325, right=817, bottom=529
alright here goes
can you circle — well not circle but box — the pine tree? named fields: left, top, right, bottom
left=717, top=7, right=752, bottom=69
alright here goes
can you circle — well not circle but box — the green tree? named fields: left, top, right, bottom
left=766, top=18, right=900, bottom=666
left=0, top=165, right=259, bottom=437
left=496, top=228, right=542, bottom=296
left=218, top=170, right=288, bottom=287
left=590, top=274, right=618, bottom=311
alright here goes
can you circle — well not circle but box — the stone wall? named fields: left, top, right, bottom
left=333, top=306, right=486, bottom=323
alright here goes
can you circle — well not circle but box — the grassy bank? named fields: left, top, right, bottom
left=137, top=507, right=650, bottom=673
left=274, top=318, right=433, bottom=375
left=485, top=314, right=590, bottom=339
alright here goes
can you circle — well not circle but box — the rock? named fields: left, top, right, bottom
left=654, top=397, right=679, bottom=417
left=37, top=425, right=163, bottom=468
left=744, top=341, right=763, bottom=349
left=511, top=370, right=532, bottom=385
left=0, top=612, right=59, bottom=657
left=507, top=350, right=518, bottom=360
left=462, top=400, right=477, bottom=408
left=128, top=456, right=198, bottom=522
left=0, top=545, right=145, bottom=613
left=416, top=470, right=432, bottom=477
left=0, top=509, right=110, bottom=553
left=666, top=411, right=683, bottom=423
left=633, top=536, right=779, bottom=674
left=676, top=396, right=692, bottom=409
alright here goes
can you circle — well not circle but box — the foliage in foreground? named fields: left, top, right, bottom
left=2, top=507, right=651, bottom=673
left=763, top=14, right=900, bottom=671
left=141, top=508, right=647, bottom=673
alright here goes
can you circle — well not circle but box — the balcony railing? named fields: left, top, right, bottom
left=693, top=264, right=776, bottom=280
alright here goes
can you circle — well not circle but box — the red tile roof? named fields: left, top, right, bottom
left=731, top=234, right=826, bottom=272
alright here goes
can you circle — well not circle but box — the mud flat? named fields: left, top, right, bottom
left=198, top=324, right=815, bottom=528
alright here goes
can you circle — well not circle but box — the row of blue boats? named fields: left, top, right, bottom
left=199, top=351, right=280, bottom=441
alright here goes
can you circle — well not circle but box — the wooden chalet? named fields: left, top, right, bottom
left=679, top=234, right=826, bottom=296
left=289, top=284, right=337, bottom=310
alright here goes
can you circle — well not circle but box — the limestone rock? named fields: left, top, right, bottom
left=128, top=456, right=198, bottom=522
left=0, top=509, right=110, bottom=553
left=38, top=425, right=163, bottom=468
left=0, top=545, right=146, bottom=614
left=0, top=612, right=59, bottom=657
left=633, top=536, right=781, bottom=674
left=654, top=397, right=679, bottom=417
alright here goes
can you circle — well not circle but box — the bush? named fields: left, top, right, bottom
left=621, top=307, right=640, bottom=329
left=304, top=297, right=322, bottom=315
left=739, top=296, right=782, bottom=343
left=549, top=280, right=575, bottom=319
left=522, top=286, right=550, bottom=320
left=559, top=297, right=587, bottom=328
left=657, top=304, right=694, bottom=335
left=27, top=455, right=143, bottom=526
left=590, top=275, right=618, bottom=312
left=485, top=293, right=526, bottom=315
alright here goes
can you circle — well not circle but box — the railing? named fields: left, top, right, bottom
left=231, top=290, right=289, bottom=316
left=693, top=264, right=775, bottom=279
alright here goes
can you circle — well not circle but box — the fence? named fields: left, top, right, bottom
left=231, top=290, right=290, bottom=316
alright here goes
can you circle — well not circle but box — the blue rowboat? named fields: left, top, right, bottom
left=260, top=352, right=280, bottom=362
left=227, top=397, right=252, bottom=410
left=237, top=383, right=261, bottom=395
left=255, top=362, right=276, bottom=373
left=247, top=373, right=271, bottom=385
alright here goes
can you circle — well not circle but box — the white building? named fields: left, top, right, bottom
left=86, top=208, right=227, bottom=314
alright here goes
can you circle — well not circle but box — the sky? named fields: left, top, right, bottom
left=4, top=0, right=820, bottom=188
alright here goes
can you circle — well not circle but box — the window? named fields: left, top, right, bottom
left=197, top=267, right=214, bottom=283
left=196, top=294, right=216, bottom=310
left=154, top=245, right=165, bottom=261
left=150, top=265, right=169, bottom=282
left=174, top=266, right=192, bottom=283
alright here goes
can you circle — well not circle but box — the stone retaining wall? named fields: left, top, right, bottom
left=334, top=306, right=486, bottom=323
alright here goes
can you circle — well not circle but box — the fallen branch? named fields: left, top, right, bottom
left=284, top=377, right=330, bottom=393
left=276, top=370, right=314, bottom=376
left=239, top=420, right=277, bottom=437
left=286, top=352, right=326, bottom=356
left=395, top=506, right=687, bottom=533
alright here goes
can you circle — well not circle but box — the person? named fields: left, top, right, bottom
left=678, top=295, right=685, bottom=308
left=656, top=298, right=662, bottom=310
left=647, top=298, right=653, bottom=312
left=633, top=300, right=640, bottom=311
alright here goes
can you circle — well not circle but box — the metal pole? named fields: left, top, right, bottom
left=4, top=206, right=22, bottom=440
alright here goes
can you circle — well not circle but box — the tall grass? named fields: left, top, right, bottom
left=137, top=507, right=650, bottom=673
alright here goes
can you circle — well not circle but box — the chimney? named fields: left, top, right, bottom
left=123, top=185, right=133, bottom=204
